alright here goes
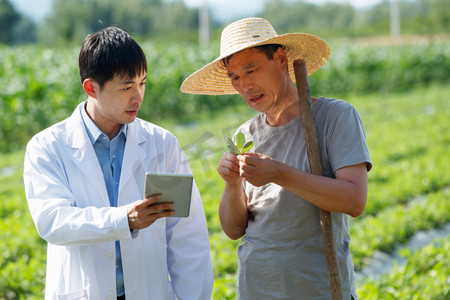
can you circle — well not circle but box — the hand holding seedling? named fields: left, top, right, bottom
left=217, top=132, right=254, bottom=185
left=226, top=132, right=254, bottom=154
left=224, top=133, right=283, bottom=186
left=236, top=153, right=283, bottom=187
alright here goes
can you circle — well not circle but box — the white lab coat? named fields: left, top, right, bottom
left=23, top=102, right=214, bottom=300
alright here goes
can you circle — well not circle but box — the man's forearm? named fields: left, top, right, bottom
left=219, top=182, right=248, bottom=240
left=275, top=162, right=368, bottom=217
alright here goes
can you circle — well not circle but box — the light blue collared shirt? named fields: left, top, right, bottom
left=81, top=103, right=127, bottom=297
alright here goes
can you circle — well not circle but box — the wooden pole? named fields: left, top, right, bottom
left=293, top=59, right=343, bottom=300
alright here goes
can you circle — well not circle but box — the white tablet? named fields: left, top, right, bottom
left=144, top=172, right=193, bottom=217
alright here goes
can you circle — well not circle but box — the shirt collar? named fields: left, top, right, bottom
left=81, top=102, right=128, bottom=143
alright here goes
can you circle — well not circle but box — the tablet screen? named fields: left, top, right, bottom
left=144, top=173, right=193, bottom=217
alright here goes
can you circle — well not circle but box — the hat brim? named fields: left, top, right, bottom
left=180, top=33, right=330, bottom=95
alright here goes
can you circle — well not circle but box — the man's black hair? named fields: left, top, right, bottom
left=222, top=44, right=283, bottom=67
left=254, top=44, right=283, bottom=59
left=79, top=26, right=147, bottom=88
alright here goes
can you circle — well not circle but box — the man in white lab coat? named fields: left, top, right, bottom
left=23, top=26, right=213, bottom=300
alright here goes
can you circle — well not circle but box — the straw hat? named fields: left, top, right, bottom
left=180, top=17, right=330, bottom=95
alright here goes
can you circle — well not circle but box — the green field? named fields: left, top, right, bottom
left=0, top=39, right=449, bottom=299
left=1, top=83, right=449, bottom=299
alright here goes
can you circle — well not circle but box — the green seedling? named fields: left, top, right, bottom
left=226, top=132, right=254, bottom=154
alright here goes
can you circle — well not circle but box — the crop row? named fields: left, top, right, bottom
left=364, top=102, right=449, bottom=216
left=351, top=188, right=450, bottom=269
left=358, top=236, right=450, bottom=299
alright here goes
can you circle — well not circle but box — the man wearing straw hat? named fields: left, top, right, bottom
left=181, top=18, right=372, bottom=299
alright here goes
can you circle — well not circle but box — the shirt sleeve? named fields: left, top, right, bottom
left=326, top=105, right=372, bottom=174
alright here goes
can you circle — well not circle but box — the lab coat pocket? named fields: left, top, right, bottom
left=56, top=288, right=88, bottom=300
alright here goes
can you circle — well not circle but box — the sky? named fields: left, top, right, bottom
left=11, top=0, right=384, bottom=23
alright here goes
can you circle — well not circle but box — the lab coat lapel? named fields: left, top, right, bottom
left=120, top=122, right=147, bottom=192
left=68, top=103, right=110, bottom=206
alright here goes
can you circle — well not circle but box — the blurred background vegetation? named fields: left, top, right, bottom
left=1, top=0, right=449, bottom=151
left=1, top=0, right=449, bottom=45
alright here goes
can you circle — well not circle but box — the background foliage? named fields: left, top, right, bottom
left=1, top=0, right=449, bottom=44
left=0, top=40, right=448, bottom=151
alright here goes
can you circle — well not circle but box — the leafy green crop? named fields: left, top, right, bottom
left=226, top=132, right=254, bottom=155
left=351, top=189, right=450, bottom=270
left=358, top=237, right=450, bottom=299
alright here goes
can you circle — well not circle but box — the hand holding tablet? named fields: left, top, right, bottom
left=144, top=173, right=193, bottom=217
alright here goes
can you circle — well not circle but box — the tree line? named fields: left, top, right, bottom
left=1, top=0, right=449, bottom=45
left=261, top=0, right=449, bottom=38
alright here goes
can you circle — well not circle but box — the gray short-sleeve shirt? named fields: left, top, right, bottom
left=235, top=97, right=372, bottom=300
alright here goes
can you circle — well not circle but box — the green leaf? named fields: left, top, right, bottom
left=226, top=137, right=239, bottom=154
left=235, top=132, right=245, bottom=150
left=241, top=141, right=254, bottom=153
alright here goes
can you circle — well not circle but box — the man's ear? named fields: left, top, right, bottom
left=83, top=79, right=98, bottom=98
left=274, top=47, right=288, bottom=70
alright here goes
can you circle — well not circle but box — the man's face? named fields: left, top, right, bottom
left=89, top=72, right=147, bottom=136
left=226, top=47, right=288, bottom=114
